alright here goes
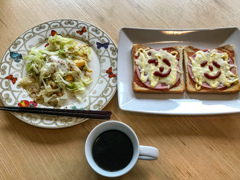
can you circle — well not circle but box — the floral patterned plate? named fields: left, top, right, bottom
left=0, top=19, right=117, bottom=128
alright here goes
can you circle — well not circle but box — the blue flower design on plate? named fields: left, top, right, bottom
left=10, top=52, right=22, bottom=62
left=96, top=42, right=109, bottom=49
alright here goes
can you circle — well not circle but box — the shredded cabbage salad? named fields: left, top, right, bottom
left=18, top=35, right=93, bottom=107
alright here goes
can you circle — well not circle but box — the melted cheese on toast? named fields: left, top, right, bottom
left=189, top=49, right=239, bottom=90
left=135, top=48, right=180, bottom=88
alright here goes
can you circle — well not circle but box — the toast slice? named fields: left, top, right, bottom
left=183, top=45, right=240, bottom=93
left=132, top=44, right=185, bottom=93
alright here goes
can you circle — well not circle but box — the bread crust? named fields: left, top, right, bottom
left=183, top=45, right=240, bottom=93
left=132, top=44, right=185, bottom=93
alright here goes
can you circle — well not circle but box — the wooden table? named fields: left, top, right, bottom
left=1, top=0, right=240, bottom=179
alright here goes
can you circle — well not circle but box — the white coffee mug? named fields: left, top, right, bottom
left=85, top=120, right=159, bottom=177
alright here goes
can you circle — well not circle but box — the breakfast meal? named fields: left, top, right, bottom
left=184, top=44, right=240, bottom=93
left=18, top=35, right=93, bottom=107
left=132, top=44, right=185, bottom=93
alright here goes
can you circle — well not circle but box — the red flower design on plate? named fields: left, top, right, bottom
left=5, top=75, right=17, bottom=84
left=18, top=100, right=37, bottom=108
left=106, top=67, right=116, bottom=78
left=76, top=26, right=87, bottom=35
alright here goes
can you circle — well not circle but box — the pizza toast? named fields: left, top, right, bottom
left=183, top=44, right=240, bottom=93
left=132, top=44, right=185, bottom=93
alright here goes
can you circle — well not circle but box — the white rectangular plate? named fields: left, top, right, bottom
left=117, top=27, right=240, bottom=115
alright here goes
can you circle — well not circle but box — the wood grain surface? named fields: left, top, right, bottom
left=1, top=0, right=240, bottom=179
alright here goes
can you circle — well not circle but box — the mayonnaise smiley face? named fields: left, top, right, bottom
left=200, top=60, right=221, bottom=79
left=135, top=48, right=181, bottom=89
left=189, top=49, right=238, bottom=90
left=153, top=58, right=172, bottom=77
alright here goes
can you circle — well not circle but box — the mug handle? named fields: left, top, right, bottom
left=138, top=145, right=159, bottom=160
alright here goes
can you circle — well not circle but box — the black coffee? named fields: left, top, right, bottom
left=92, top=130, right=133, bottom=171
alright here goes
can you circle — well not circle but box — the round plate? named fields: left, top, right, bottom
left=0, top=19, right=117, bottom=128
